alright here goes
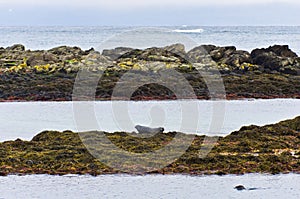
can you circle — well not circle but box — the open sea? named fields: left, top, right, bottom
left=0, top=26, right=300, bottom=54
left=0, top=26, right=300, bottom=199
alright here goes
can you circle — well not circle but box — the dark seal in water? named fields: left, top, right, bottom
left=234, top=185, right=246, bottom=191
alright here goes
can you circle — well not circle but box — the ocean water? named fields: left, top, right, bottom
left=0, top=99, right=299, bottom=142
left=1, top=26, right=300, bottom=198
left=0, top=174, right=299, bottom=199
left=0, top=26, right=300, bottom=54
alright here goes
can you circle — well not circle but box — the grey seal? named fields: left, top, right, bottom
left=135, top=125, right=164, bottom=134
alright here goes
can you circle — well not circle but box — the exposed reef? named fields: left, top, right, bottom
left=0, top=44, right=299, bottom=101
left=0, top=116, right=299, bottom=176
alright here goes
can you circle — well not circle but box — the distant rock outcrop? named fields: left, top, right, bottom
left=0, top=44, right=299, bottom=101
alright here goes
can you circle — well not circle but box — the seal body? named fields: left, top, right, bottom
left=135, top=125, right=164, bottom=134
left=234, top=185, right=246, bottom=191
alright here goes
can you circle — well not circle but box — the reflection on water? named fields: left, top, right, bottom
left=0, top=174, right=299, bottom=199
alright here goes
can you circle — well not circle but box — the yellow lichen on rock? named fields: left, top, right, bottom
left=34, top=64, right=50, bottom=73
left=5, top=58, right=28, bottom=73
left=118, top=62, right=132, bottom=70
left=132, top=63, right=141, bottom=70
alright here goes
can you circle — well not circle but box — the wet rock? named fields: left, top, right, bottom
left=26, top=52, right=58, bottom=66
left=187, top=45, right=217, bottom=62
left=266, top=45, right=298, bottom=58
left=210, top=46, right=237, bottom=62
left=102, top=47, right=134, bottom=60
left=0, top=44, right=300, bottom=102
left=163, top=43, right=186, bottom=58
left=251, top=45, right=299, bottom=73
left=219, top=50, right=252, bottom=69
left=6, top=44, right=25, bottom=51
left=84, top=47, right=95, bottom=54
left=84, top=51, right=111, bottom=63
left=251, top=45, right=298, bottom=59
left=279, top=65, right=300, bottom=75
left=49, top=46, right=84, bottom=56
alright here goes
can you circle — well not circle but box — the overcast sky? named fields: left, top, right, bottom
left=0, top=0, right=299, bottom=25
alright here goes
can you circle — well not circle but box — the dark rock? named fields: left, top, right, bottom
left=266, top=45, right=298, bottom=58
left=239, top=125, right=259, bottom=131
left=251, top=51, right=284, bottom=71
left=26, top=52, right=58, bottom=66
left=163, top=43, right=186, bottom=58
left=209, top=46, right=237, bottom=61
left=280, top=66, right=300, bottom=75
left=251, top=45, right=298, bottom=58
left=118, top=47, right=187, bottom=64
left=188, top=45, right=239, bottom=64
left=84, top=48, right=95, bottom=54
left=201, top=45, right=217, bottom=53
left=85, top=51, right=112, bottom=64
left=102, top=47, right=134, bottom=60
left=251, top=45, right=299, bottom=73
left=210, top=49, right=224, bottom=61
left=187, top=45, right=217, bottom=62
left=6, top=44, right=25, bottom=51
left=235, top=185, right=246, bottom=191
left=48, top=46, right=85, bottom=60
left=25, top=160, right=34, bottom=166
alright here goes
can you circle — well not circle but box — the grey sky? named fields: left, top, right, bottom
left=2, top=0, right=299, bottom=7
left=0, top=0, right=299, bottom=25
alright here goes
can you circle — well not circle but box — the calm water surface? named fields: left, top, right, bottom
left=0, top=99, right=299, bottom=141
left=0, top=174, right=299, bottom=199
left=1, top=26, right=300, bottom=199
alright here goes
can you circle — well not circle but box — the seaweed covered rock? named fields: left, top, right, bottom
left=102, top=47, right=134, bottom=61
left=26, top=52, right=58, bottom=66
left=114, top=47, right=191, bottom=71
left=251, top=45, right=300, bottom=75
left=0, top=116, right=299, bottom=176
left=6, top=44, right=25, bottom=51
left=187, top=44, right=217, bottom=63
left=0, top=44, right=300, bottom=101
left=48, top=46, right=86, bottom=56
left=187, top=45, right=256, bottom=73
left=163, top=43, right=187, bottom=58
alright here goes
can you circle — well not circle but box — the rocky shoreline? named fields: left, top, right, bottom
left=0, top=44, right=299, bottom=101
left=0, top=116, right=299, bottom=176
